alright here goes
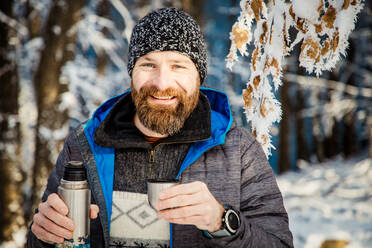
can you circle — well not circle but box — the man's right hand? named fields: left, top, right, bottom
left=31, top=193, right=74, bottom=243
left=31, top=193, right=100, bottom=244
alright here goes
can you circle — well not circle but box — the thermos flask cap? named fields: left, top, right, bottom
left=63, top=161, right=87, bottom=181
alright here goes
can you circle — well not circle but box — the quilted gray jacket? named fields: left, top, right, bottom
left=27, top=89, right=293, bottom=248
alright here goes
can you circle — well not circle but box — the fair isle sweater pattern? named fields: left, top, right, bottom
left=109, top=191, right=169, bottom=248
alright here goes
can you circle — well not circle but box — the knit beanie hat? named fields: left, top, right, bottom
left=127, top=8, right=207, bottom=83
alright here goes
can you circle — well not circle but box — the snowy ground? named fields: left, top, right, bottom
left=277, top=152, right=372, bottom=248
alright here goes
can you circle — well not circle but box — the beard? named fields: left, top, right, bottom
left=131, top=83, right=200, bottom=136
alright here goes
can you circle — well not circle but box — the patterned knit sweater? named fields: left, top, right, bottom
left=93, top=92, right=212, bottom=247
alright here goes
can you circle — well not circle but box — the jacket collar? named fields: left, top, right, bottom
left=88, top=87, right=233, bottom=150
left=94, top=91, right=212, bottom=149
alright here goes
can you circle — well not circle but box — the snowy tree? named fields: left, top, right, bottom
left=31, top=0, right=85, bottom=215
left=227, top=0, right=365, bottom=159
left=0, top=0, right=25, bottom=243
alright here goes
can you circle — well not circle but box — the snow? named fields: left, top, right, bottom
left=227, top=0, right=364, bottom=158
left=0, top=228, right=27, bottom=248
left=111, top=0, right=135, bottom=41
left=292, top=0, right=322, bottom=23
left=0, top=9, right=28, bottom=37
left=278, top=152, right=372, bottom=248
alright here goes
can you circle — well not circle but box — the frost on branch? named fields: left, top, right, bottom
left=227, top=0, right=364, bottom=157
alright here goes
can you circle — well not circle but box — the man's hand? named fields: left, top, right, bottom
left=154, top=181, right=224, bottom=232
left=31, top=193, right=99, bottom=244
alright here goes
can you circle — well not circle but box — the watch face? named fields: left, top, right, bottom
left=227, top=211, right=239, bottom=230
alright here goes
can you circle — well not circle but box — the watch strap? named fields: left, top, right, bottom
left=203, top=205, right=240, bottom=239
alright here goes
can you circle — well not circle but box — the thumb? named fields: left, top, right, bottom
left=90, top=204, right=99, bottom=219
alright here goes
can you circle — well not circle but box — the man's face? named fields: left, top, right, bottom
left=131, top=51, right=200, bottom=136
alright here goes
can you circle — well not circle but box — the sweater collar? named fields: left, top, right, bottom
left=94, top=91, right=211, bottom=149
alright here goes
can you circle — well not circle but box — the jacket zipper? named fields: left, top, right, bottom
left=146, top=136, right=211, bottom=248
left=149, top=148, right=156, bottom=178
left=147, top=137, right=209, bottom=179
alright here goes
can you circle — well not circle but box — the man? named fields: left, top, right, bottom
left=27, top=7, right=293, bottom=248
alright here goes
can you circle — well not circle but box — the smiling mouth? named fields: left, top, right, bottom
left=151, top=96, right=176, bottom=100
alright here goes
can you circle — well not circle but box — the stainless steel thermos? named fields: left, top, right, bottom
left=57, top=161, right=90, bottom=248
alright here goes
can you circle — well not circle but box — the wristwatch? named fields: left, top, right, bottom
left=203, top=205, right=241, bottom=239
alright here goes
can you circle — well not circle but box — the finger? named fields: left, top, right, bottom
left=156, top=192, right=203, bottom=210
left=167, top=215, right=207, bottom=228
left=34, top=213, right=73, bottom=240
left=159, top=181, right=206, bottom=200
left=90, top=204, right=99, bottom=219
left=46, top=193, right=69, bottom=216
left=31, top=222, right=65, bottom=244
left=158, top=204, right=205, bottom=220
left=38, top=202, right=75, bottom=231
left=169, top=215, right=215, bottom=231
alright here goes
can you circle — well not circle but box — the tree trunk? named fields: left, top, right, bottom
left=96, top=0, right=110, bottom=76
left=313, top=114, right=325, bottom=162
left=343, top=111, right=357, bottom=157
left=278, top=79, right=291, bottom=173
left=181, top=0, right=205, bottom=27
left=26, top=0, right=43, bottom=39
left=30, top=0, right=84, bottom=215
left=0, top=0, right=25, bottom=242
left=369, top=122, right=372, bottom=158
left=295, top=84, right=310, bottom=162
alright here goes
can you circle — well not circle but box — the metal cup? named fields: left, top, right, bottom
left=147, top=179, right=179, bottom=210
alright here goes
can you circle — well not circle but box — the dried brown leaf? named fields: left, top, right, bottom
left=271, top=58, right=280, bottom=76
left=332, top=30, right=339, bottom=52
left=315, top=23, right=323, bottom=33
left=260, top=98, right=267, bottom=117
left=343, top=0, right=351, bottom=9
left=301, top=37, right=320, bottom=61
left=321, top=41, right=330, bottom=56
left=232, top=26, right=249, bottom=51
left=322, top=5, right=336, bottom=29
left=351, top=0, right=357, bottom=6
left=318, top=0, right=324, bottom=14
left=297, top=18, right=307, bottom=33
left=270, top=26, right=274, bottom=45
left=252, top=47, right=259, bottom=71
left=253, top=75, right=261, bottom=90
left=251, top=0, right=263, bottom=21
left=289, top=5, right=296, bottom=20
left=261, top=134, right=269, bottom=145
left=243, top=85, right=253, bottom=108
left=260, top=21, right=268, bottom=45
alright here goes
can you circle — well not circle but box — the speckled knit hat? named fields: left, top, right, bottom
left=127, top=8, right=207, bottom=83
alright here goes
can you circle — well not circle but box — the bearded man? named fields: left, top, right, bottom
left=27, top=7, right=293, bottom=248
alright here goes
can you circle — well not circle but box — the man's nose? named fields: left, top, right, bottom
left=152, top=65, right=173, bottom=91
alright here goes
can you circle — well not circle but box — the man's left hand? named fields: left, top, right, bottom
left=154, top=181, right=225, bottom=232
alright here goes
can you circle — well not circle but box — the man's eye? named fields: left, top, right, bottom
left=142, top=63, right=154, bottom=68
left=173, top=65, right=185, bottom=69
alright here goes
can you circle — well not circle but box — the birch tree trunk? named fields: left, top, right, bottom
left=31, top=0, right=84, bottom=214
left=0, top=0, right=25, bottom=241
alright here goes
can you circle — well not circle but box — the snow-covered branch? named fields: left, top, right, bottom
left=285, top=73, right=372, bottom=98
left=110, top=0, right=135, bottom=41
left=0, top=10, right=28, bottom=37
left=227, top=0, right=364, bottom=157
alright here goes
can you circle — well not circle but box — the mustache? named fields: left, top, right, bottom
left=135, top=86, right=185, bottom=99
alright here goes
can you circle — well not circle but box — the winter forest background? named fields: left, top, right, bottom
left=0, top=0, right=371, bottom=247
